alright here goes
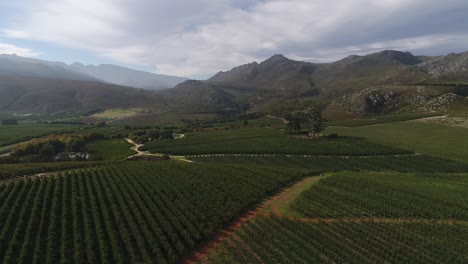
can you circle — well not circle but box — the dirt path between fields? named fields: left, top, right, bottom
left=413, top=115, right=449, bottom=122
left=184, top=176, right=320, bottom=264
left=125, top=138, right=193, bottom=163
left=266, top=115, right=289, bottom=124
left=126, top=138, right=156, bottom=157
left=184, top=174, right=468, bottom=263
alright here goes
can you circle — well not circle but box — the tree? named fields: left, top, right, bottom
left=67, top=138, right=85, bottom=152
left=286, top=116, right=302, bottom=135
left=1, top=119, right=18, bottom=125
left=39, top=143, right=56, bottom=162
left=307, top=109, right=327, bottom=137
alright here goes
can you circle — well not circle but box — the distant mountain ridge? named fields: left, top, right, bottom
left=1, top=50, right=468, bottom=116
left=69, top=63, right=187, bottom=90
left=0, top=75, right=166, bottom=114
left=168, top=50, right=468, bottom=114
left=0, top=54, right=100, bottom=82
left=0, top=54, right=187, bottom=90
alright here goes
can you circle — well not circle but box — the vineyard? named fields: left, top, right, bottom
left=189, top=154, right=468, bottom=173
left=0, top=123, right=79, bottom=148
left=85, top=139, right=134, bottom=160
left=0, top=161, right=308, bottom=263
left=292, top=172, right=468, bottom=219
left=142, top=128, right=410, bottom=155
left=0, top=161, right=105, bottom=181
left=205, top=216, right=468, bottom=264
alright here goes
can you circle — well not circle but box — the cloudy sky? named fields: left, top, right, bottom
left=1, top=0, right=467, bottom=78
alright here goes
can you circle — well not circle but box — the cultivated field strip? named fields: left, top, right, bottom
left=143, top=129, right=411, bottom=156
left=190, top=155, right=468, bottom=173
left=205, top=216, right=468, bottom=264
left=0, top=161, right=106, bottom=181
left=292, top=172, right=468, bottom=219
left=0, top=162, right=308, bottom=263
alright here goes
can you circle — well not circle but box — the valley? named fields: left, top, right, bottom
left=1, top=49, right=468, bottom=264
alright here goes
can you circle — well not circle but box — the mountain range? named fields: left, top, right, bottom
left=0, top=54, right=187, bottom=90
left=0, top=50, right=467, bottom=117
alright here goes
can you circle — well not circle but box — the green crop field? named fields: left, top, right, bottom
left=0, top=161, right=308, bottom=264
left=1, top=120, right=468, bottom=264
left=190, top=155, right=468, bottom=173
left=143, top=128, right=410, bottom=156
left=328, top=121, right=468, bottom=162
left=328, top=113, right=434, bottom=127
left=86, top=139, right=134, bottom=160
left=0, top=123, right=80, bottom=149
left=292, top=172, right=468, bottom=219
left=0, top=162, right=105, bottom=181
left=206, top=217, right=468, bottom=264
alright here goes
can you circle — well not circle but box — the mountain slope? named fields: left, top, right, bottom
left=69, top=63, right=187, bottom=90
left=0, top=54, right=100, bottom=82
left=209, top=54, right=316, bottom=95
left=159, top=80, right=239, bottom=112
left=166, top=50, right=468, bottom=116
left=417, top=51, right=468, bottom=80
left=310, top=50, right=430, bottom=95
left=0, top=75, right=166, bottom=114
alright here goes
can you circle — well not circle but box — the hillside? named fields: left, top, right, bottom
left=69, top=63, right=187, bottom=90
left=166, top=50, right=468, bottom=116
left=1, top=50, right=468, bottom=117
left=209, top=54, right=317, bottom=95
left=159, top=80, right=239, bottom=112
left=0, top=54, right=100, bottom=82
left=0, top=54, right=187, bottom=90
left=0, top=75, right=166, bottom=114
left=417, top=51, right=468, bottom=80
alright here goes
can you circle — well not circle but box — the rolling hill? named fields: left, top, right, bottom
left=0, top=54, right=100, bottom=82
left=0, top=54, right=187, bottom=90
left=1, top=50, right=468, bottom=117
left=68, top=63, right=187, bottom=90
left=165, top=50, right=468, bottom=116
left=0, top=75, right=166, bottom=114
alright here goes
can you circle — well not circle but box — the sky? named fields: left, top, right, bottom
left=1, top=0, right=468, bottom=79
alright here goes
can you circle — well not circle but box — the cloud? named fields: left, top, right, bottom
left=0, top=43, right=39, bottom=57
left=2, top=0, right=468, bottom=78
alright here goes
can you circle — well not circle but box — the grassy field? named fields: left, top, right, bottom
left=0, top=123, right=80, bottom=151
left=292, top=172, right=468, bottom=219
left=91, top=108, right=142, bottom=119
left=111, top=112, right=223, bottom=126
left=85, top=139, right=134, bottom=160
left=143, top=128, right=410, bottom=156
left=206, top=217, right=468, bottom=264
left=328, top=113, right=434, bottom=127
left=203, top=116, right=284, bottom=128
left=328, top=121, right=468, bottom=162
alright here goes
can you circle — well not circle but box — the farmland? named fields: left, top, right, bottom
left=0, top=161, right=105, bottom=181
left=143, top=128, right=410, bottom=156
left=85, top=139, right=134, bottom=160
left=0, top=161, right=308, bottom=263
left=292, top=172, right=468, bottom=219
left=327, top=121, right=468, bottom=162
left=1, top=119, right=467, bottom=263
left=0, top=123, right=80, bottom=150
left=200, top=170, right=468, bottom=263
left=205, top=217, right=468, bottom=264
left=179, top=121, right=468, bottom=263
left=190, top=155, right=468, bottom=173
